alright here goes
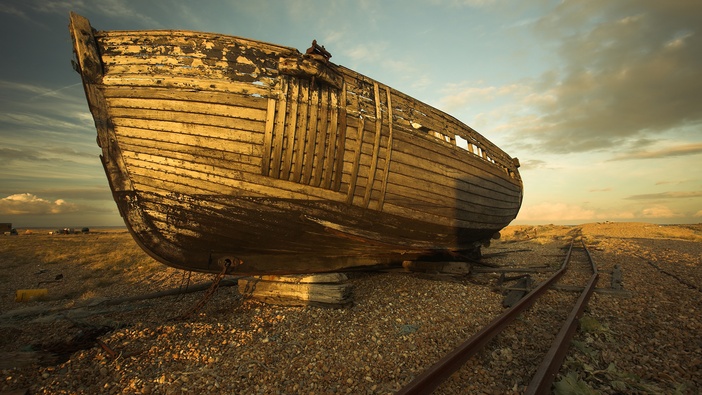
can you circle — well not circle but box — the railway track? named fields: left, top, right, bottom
left=398, top=238, right=599, bottom=394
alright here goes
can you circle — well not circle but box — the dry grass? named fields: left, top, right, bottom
left=0, top=229, right=209, bottom=313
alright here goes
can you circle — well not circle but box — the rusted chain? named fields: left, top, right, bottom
left=173, top=261, right=231, bottom=320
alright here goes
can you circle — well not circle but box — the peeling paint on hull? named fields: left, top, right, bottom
left=70, top=12, right=523, bottom=275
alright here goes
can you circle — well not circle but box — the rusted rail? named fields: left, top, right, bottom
left=397, top=240, right=598, bottom=395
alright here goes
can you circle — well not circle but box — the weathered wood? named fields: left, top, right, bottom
left=363, top=83, right=384, bottom=208
left=261, top=97, right=277, bottom=175
left=278, top=56, right=343, bottom=89
left=402, top=261, right=471, bottom=275
left=377, top=87, right=394, bottom=210
left=238, top=274, right=352, bottom=307
left=69, top=13, right=102, bottom=83
left=611, top=264, right=623, bottom=290
left=346, top=119, right=365, bottom=204
left=502, top=276, right=534, bottom=307
left=321, top=89, right=340, bottom=190
left=70, top=14, right=523, bottom=275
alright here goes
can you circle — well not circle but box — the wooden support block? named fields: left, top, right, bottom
left=238, top=273, right=352, bottom=307
left=402, top=261, right=471, bottom=275
left=611, top=264, right=623, bottom=290
left=502, top=276, right=533, bottom=308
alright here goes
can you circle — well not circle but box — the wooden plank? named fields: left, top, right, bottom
left=363, top=83, right=384, bottom=208
left=119, top=137, right=261, bottom=173
left=101, top=74, right=272, bottom=97
left=69, top=13, right=103, bottom=84
left=333, top=83, right=348, bottom=192
left=115, top=128, right=258, bottom=159
left=261, top=97, right=277, bottom=175
left=377, top=87, right=394, bottom=210
left=346, top=117, right=365, bottom=204
left=124, top=155, right=345, bottom=202
left=302, top=86, right=320, bottom=184
left=386, top=174, right=521, bottom=210
left=382, top=201, right=513, bottom=229
left=270, top=78, right=289, bottom=178
left=112, top=117, right=264, bottom=145
left=281, top=81, right=300, bottom=179
left=402, top=261, right=471, bottom=275
left=238, top=278, right=353, bottom=307
left=126, top=150, right=349, bottom=202
left=103, top=86, right=271, bottom=108
left=311, top=88, right=330, bottom=187
left=321, top=89, right=339, bottom=189
left=255, top=273, right=348, bottom=284
left=109, top=107, right=265, bottom=135
left=391, top=140, right=520, bottom=194
left=98, top=30, right=298, bottom=55
left=107, top=97, right=267, bottom=121
left=292, top=80, right=310, bottom=182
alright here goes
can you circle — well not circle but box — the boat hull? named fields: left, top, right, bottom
left=70, top=13, right=523, bottom=275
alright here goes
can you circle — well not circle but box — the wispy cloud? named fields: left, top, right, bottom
left=609, top=143, right=702, bottom=161
left=625, top=191, right=702, bottom=200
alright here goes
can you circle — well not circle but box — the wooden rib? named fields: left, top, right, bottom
left=363, top=83, right=384, bottom=208
left=332, top=83, right=348, bottom=192
left=302, top=85, right=320, bottom=184
left=292, top=80, right=310, bottom=182
left=346, top=117, right=365, bottom=204
left=281, top=81, right=300, bottom=179
left=321, top=89, right=339, bottom=189
left=311, top=88, right=330, bottom=187
left=261, top=97, right=277, bottom=175
left=270, top=78, right=289, bottom=178
left=377, top=87, right=394, bottom=210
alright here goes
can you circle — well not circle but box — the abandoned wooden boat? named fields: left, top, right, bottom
left=69, top=12, right=523, bottom=275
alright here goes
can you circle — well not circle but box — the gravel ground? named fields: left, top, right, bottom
left=0, top=222, right=700, bottom=394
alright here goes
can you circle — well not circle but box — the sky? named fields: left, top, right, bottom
left=1, top=0, right=701, bottom=227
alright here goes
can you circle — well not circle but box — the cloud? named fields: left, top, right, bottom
left=23, top=0, right=161, bottom=27
left=509, top=0, right=702, bottom=154
left=517, top=202, right=596, bottom=222
left=625, top=191, right=702, bottom=200
left=640, top=205, right=680, bottom=219
left=609, top=143, right=702, bottom=161
left=694, top=210, right=702, bottom=218
left=438, top=82, right=529, bottom=112
left=515, top=200, right=692, bottom=224
left=517, top=159, right=555, bottom=170
left=0, top=193, right=79, bottom=215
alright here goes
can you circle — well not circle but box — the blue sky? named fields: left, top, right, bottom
left=1, top=0, right=701, bottom=227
